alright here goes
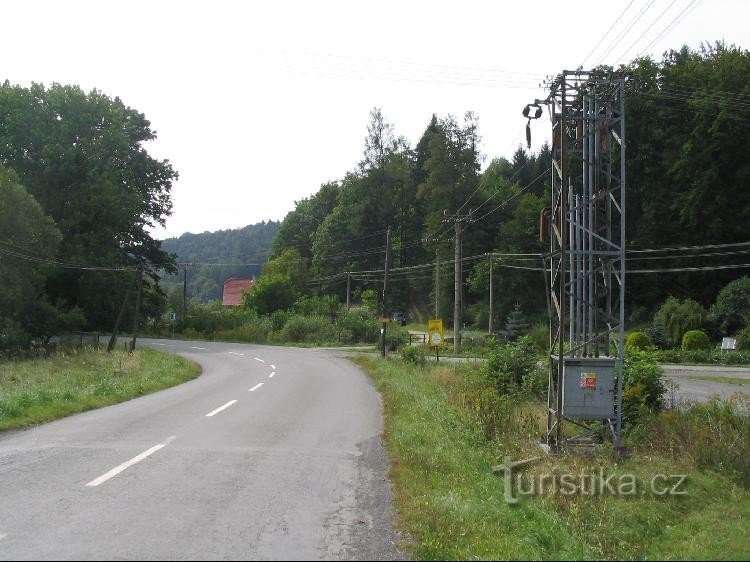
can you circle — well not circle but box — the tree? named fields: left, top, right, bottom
left=710, top=276, right=750, bottom=334
left=0, top=81, right=177, bottom=330
left=0, top=165, right=83, bottom=350
left=653, top=297, right=705, bottom=347
left=501, top=303, right=530, bottom=341
left=244, top=274, right=298, bottom=315
left=624, top=43, right=750, bottom=310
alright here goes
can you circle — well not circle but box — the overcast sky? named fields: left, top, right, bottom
left=3, top=0, right=747, bottom=239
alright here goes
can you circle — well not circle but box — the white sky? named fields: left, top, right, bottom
left=2, top=0, right=747, bottom=239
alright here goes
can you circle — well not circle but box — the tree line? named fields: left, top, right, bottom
left=264, top=42, right=750, bottom=337
left=2, top=42, right=749, bottom=354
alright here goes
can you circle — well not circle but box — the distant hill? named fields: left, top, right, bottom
left=159, top=221, right=280, bottom=302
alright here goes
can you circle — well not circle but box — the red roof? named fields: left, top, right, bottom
left=222, top=278, right=254, bottom=306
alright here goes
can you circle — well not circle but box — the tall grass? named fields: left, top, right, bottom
left=0, top=347, right=200, bottom=431
left=356, top=356, right=750, bottom=560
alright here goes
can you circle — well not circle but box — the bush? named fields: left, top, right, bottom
left=653, top=297, right=706, bottom=347
left=268, top=310, right=289, bottom=331
left=710, top=276, right=750, bottom=334
left=735, top=326, right=750, bottom=351
left=681, top=329, right=711, bottom=350
left=400, top=345, right=427, bottom=365
left=215, top=319, right=272, bottom=343
left=645, top=323, right=669, bottom=349
left=526, top=321, right=549, bottom=352
left=622, top=351, right=666, bottom=427
left=293, top=295, right=341, bottom=317
left=279, top=315, right=336, bottom=343
left=480, top=336, right=542, bottom=395
left=626, top=331, right=652, bottom=351
left=338, top=308, right=379, bottom=343
left=385, top=323, right=409, bottom=351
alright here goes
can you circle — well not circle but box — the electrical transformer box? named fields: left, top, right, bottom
left=562, top=358, right=616, bottom=419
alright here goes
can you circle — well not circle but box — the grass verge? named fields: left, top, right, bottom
left=355, top=356, right=750, bottom=560
left=686, top=374, right=750, bottom=386
left=0, top=347, right=201, bottom=431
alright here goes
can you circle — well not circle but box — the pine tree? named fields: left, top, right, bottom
left=501, top=302, right=529, bottom=341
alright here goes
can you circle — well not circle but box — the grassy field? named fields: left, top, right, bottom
left=355, top=356, right=750, bottom=560
left=0, top=347, right=201, bottom=431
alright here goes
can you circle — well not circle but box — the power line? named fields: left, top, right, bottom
left=614, top=0, right=681, bottom=65
left=634, top=0, right=704, bottom=59
left=0, top=246, right=135, bottom=272
left=580, top=0, right=637, bottom=68
left=596, top=0, right=657, bottom=66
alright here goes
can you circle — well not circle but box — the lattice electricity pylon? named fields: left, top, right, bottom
left=532, top=70, right=626, bottom=452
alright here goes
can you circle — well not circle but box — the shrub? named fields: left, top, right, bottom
left=385, top=323, right=409, bottom=351
left=681, top=329, right=711, bottom=350
left=526, top=321, right=549, bottom=352
left=480, top=336, right=542, bottom=395
left=710, top=276, right=750, bottom=334
left=626, top=331, right=652, bottom=351
left=735, top=326, right=750, bottom=351
left=279, top=315, right=336, bottom=343
left=622, top=351, right=666, bottom=426
left=268, top=310, right=289, bottom=331
left=215, top=319, right=272, bottom=343
left=400, top=345, right=427, bottom=365
left=645, top=323, right=668, bottom=349
left=653, top=297, right=706, bottom=347
left=338, top=308, right=379, bottom=343
left=293, top=295, right=341, bottom=317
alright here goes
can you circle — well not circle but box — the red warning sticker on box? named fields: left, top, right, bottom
left=580, top=372, right=597, bottom=389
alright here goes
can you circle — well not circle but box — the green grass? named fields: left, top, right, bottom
left=686, top=375, right=750, bottom=386
left=355, top=356, right=750, bottom=560
left=0, top=347, right=201, bottom=431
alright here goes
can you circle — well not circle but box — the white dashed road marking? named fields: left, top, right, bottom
left=269, top=372, right=275, bottom=378
left=206, top=400, right=238, bottom=417
left=190, top=346, right=207, bottom=350
left=270, top=364, right=276, bottom=370
left=228, top=351, right=244, bottom=356
left=249, top=383, right=264, bottom=392
left=86, top=437, right=176, bottom=487
left=254, top=357, right=265, bottom=363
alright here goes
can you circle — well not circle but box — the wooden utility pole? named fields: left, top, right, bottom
left=130, top=265, right=144, bottom=352
left=443, top=210, right=473, bottom=355
left=488, top=252, right=494, bottom=335
left=182, top=265, right=188, bottom=320
left=346, top=272, right=351, bottom=310
left=107, top=268, right=138, bottom=353
left=453, top=220, right=462, bottom=354
left=380, top=227, right=392, bottom=357
left=434, top=249, right=440, bottom=318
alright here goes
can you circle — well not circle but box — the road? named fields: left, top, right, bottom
left=0, top=339, right=401, bottom=560
left=661, top=363, right=750, bottom=405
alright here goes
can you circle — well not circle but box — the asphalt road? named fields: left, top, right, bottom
left=661, top=363, right=750, bottom=405
left=0, top=339, right=401, bottom=560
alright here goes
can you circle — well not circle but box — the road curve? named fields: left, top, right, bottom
left=0, top=339, right=401, bottom=560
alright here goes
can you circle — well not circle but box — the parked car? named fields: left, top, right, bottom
left=391, top=312, right=407, bottom=325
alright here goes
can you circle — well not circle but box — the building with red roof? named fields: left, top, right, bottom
left=221, top=278, right=254, bottom=306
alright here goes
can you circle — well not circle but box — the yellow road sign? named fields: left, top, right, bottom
left=428, top=319, right=444, bottom=347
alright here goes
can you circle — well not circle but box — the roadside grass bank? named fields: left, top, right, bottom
left=685, top=374, right=750, bottom=386
left=0, top=347, right=201, bottom=431
left=355, top=355, right=750, bottom=560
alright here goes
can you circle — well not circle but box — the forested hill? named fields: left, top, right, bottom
left=160, top=221, right=280, bottom=302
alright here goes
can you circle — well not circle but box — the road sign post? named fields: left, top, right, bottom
left=428, top=319, right=444, bottom=362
